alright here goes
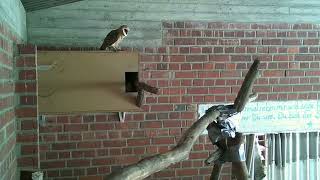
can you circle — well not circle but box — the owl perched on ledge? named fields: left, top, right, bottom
left=99, top=25, right=130, bottom=51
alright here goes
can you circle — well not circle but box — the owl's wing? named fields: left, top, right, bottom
left=99, top=29, right=119, bottom=50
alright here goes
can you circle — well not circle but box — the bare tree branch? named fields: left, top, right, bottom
left=105, top=110, right=220, bottom=180
left=234, top=59, right=260, bottom=112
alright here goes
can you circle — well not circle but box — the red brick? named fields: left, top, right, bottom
left=174, top=22, right=185, bottom=28
left=52, top=143, right=76, bottom=150
left=262, top=39, right=281, bottom=45
left=174, top=38, right=195, bottom=45
left=179, top=47, right=190, bottom=54
left=154, top=170, right=175, bottom=178
left=15, top=82, right=36, bottom=93
left=208, top=22, right=228, bottom=29
left=190, top=47, right=201, bottom=53
left=193, top=79, right=203, bottom=86
left=163, top=120, right=181, bottom=127
left=141, top=121, right=162, bottom=128
left=272, top=86, right=292, bottom=92
left=20, top=145, right=39, bottom=155
left=162, top=88, right=184, bottom=95
left=0, top=96, right=13, bottom=109
left=306, top=71, right=320, bottom=76
left=127, top=139, right=150, bottom=146
left=224, top=31, right=235, bottom=37
left=140, top=55, right=160, bottom=62
left=90, top=123, right=114, bottom=130
left=175, top=72, right=196, bottom=78
left=193, top=96, right=204, bottom=102
left=77, top=141, right=101, bottom=149
left=186, top=55, right=208, bottom=62
left=304, top=39, right=319, bottom=45
left=213, top=47, right=223, bottom=53
left=170, top=55, right=185, bottom=62
left=215, top=95, right=226, bottom=102
left=151, top=105, right=173, bottom=111
left=119, top=156, right=140, bottom=165
left=64, top=124, right=88, bottom=132
left=285, top=70, right=304, bottom=76
left=263, top=70, right=285, bottom=77
left=168, top=47, right=178, bottom=54
left=283, top=39, right=302, bottom=45
left=115, top=122, right=139, bottom=129
left=310, top=62, right=320, bottom=68
left=187, top=88, right=208, bottom=94
left=295, top=55, right=313, bottom=61
left=47, top=170, right=59, bottom=177
left=220, top=71, right=241, bottom=78
left=202, top=47, right=212, bottom=53
left=219, top=39, right=239, bottom=45
left=15, top=56, right=35, bottom=68
left=41, top=161, right=65, bottom=169
left=252, top=86, right=271, bottom=92
left=189, top=152, right=208, bottom=159
left=198, top=72, right=219, bottom=78
left=191, top=63, right=203, bottom=70
left=67, top=159, right=90, bottom=167
left=15, top=107, right=37, bottom=118
left=46, top=152, right=58, bottom=160
left=163, top=22, right=173, bottom=28
left=277, top=32, right=288, bottom=37
left=180, top=63, right=191, bottom=70
left=103, top=140, right=126, bottom=147
left=17, top=133, right=37, bottom=143
left=42, top=134, right=55, bottom=142
left=197, top=38, right=218, bottom=45
left=293, top=24, right=313, bottom=29
left=18, top=44, right=36, bottom=54
left=214, top=79, right=225, bottom=85
left=293, top=85, right=312, bottom=92
left=176, top=169, right=198, bottom=176
left=273, top=55, right=290, bottom=61
left=19, top=95, right=36, bottom=105
left=19, top=70, right=36, bottom=80
left=230, top=55, right=251, bottom=62
left=209, top=55, right=229, bottom=62
left=209, top=87, right=230, bottom=94
left=150, top=71, right=170, bottom=79
left=181, top=112, right=195, bottom=119
left=215, top=63, right=225, bottom=69
left=152, top=137, right=174, bottom=145
left=235, top=47, right=247, bottom=53
left=106, top=131, right=120, bottom=139
left=201, top=30, right=212, bottom=37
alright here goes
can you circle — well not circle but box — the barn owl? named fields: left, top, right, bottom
left=99, top=25, right=129, bottom=51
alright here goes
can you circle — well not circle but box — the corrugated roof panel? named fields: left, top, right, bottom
left=21, top=0, right=85, bottom=12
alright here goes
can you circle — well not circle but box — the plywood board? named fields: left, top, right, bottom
left=37, top=51, right=141, bottom=114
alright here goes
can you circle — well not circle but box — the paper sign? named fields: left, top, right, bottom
left=198, top=100, right=320, bottom=133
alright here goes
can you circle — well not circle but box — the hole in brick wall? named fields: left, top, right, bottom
left=125, top=72, right=138, bottom=92
left=20, top=171, right=34, bottom=180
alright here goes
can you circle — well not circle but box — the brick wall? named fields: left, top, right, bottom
left=0, top=20, right=24, bottom=180
left=17, top=21, right=320, bottom=180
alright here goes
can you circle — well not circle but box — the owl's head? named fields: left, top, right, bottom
left=119, top=25, right=129, bottom=36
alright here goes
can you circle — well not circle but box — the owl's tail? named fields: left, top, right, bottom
left=99, top=41, right=107, bottom=50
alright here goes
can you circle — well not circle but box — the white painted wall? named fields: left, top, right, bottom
left=0, top=0, right=27, bottom=40
left=26, top=0, right=320, bottom=48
